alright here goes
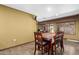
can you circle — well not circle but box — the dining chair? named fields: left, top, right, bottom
left=51, top=32, right=64, bottom=54
left=34, top=32, right=50, bottom=55
left=57, top=32, right=64, bottom=52
left=60, top=32, right=64, bottom=52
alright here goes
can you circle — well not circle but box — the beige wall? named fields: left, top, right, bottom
left=0, top=5, right=37, bottom=50
left=76, top=18, right=79, bottom=39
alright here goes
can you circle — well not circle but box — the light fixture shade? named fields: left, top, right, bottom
left=46, top=7, right=52, bottom=12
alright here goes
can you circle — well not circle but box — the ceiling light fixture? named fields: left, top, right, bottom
left=56, top=14, right=58, bottom=16
left=47, top=7, right=52, bottom=12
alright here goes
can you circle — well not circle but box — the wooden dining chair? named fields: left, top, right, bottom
left=51, top=34, right=60, bottom=54
left=60, top=32, right=64, bottom=52
left=56, top=32, right=64, bottom=52
left=51, top=32, right=64, bottom=54
left=34, top=32, right=50, bottom=55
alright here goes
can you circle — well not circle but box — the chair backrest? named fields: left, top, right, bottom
left=34, top=32, right=43, bottom=43
left=57, top=32, right=64, bottom=41
left=53, top=31, right=64, bottom=44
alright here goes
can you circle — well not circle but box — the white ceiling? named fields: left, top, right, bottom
left=4, top=4, right=79, bottom=22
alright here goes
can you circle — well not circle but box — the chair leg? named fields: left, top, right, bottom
left=48, top=45, right=50, bottom=55
left=41, top=46, right=43, bottom=54
left=34, top=44, right=36, bottom=55
left=54, top=45, right=56, bottom=55
left=38, top=45, right=40, bottom=50
left=51, top=45, right=54, bottom=55
left=61, top=45, right=64, bottom=52
left=60, top=41, right=64, bottom=52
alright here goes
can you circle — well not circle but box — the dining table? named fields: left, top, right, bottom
left=42, top=32, right=56, bottom=54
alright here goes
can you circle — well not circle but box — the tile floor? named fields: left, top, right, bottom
left=0, top=39, right=79, bottom=55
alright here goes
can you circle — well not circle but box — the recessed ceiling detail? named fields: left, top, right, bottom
left=4, top=4, right=79, bottom=22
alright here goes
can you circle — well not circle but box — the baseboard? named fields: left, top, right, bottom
left=66, top=39, right=79, bottom=43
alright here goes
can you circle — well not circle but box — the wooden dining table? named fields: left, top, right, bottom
left=42, top=32, right=56, bottom=54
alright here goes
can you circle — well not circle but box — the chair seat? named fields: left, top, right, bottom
left=36, top=41, right=49, bottom=46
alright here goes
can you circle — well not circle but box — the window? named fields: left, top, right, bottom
left=59, top=22, right=75, bottom=35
